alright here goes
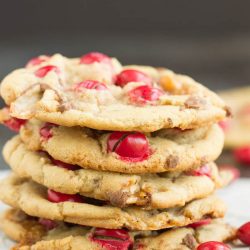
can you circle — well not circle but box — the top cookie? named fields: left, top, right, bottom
left=1, top=52, right=229, bottom=132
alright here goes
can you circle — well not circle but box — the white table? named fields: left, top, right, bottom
left=0, top=171, right=249, bottom=249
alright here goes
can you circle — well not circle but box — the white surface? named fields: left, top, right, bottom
left=0, top=171, right=249, bottom=249
left=0, top=171, right=15, bottom=249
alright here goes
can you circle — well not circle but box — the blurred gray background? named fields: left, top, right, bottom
left=0, top=0, right=250, bottom=169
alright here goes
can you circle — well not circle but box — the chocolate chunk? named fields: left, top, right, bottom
left=182, top=233, right=197, bottom=249
left=184, top=96, right=208, bottom=109
left=165, top=155, right=179, bottom=169
left=167, top=117, right=173, bottom=127
left=57, top=102, right=72, bottom=112
left=225, top=105, right=233, bottom=117
left=107, top=191, right=129, bottom=208
left=10, top=209, right=29, bottom=222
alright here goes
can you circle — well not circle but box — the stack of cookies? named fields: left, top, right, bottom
left=0, top=52, right=236, bottom=250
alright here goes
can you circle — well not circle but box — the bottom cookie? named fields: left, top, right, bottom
left=0, top=209, right=236, bottom=250
left=219, top=86, right=250, bottom=148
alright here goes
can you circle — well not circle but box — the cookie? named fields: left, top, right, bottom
left=18, top=119, right=224, bottom=174
left=0, top=53, right=229, bottom=132
left=0, top=174, right=226, bottom=230
left=219, top=86, right=250, bottom=148
left=3, top=136, right=230, bottom=209
left=1, top=209, right=235, bottom=250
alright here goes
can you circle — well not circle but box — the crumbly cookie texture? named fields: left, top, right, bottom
left=1, top=209, right=236, bottom=250
left=3, top=136, right=230, bottom=209
left=0, top=174, right=226, bottom=231
left=0, top=53, right=229, bottom=132
left=219, top=86, right=250, bottom=148
left=19, top=120, right=224, bottom=173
